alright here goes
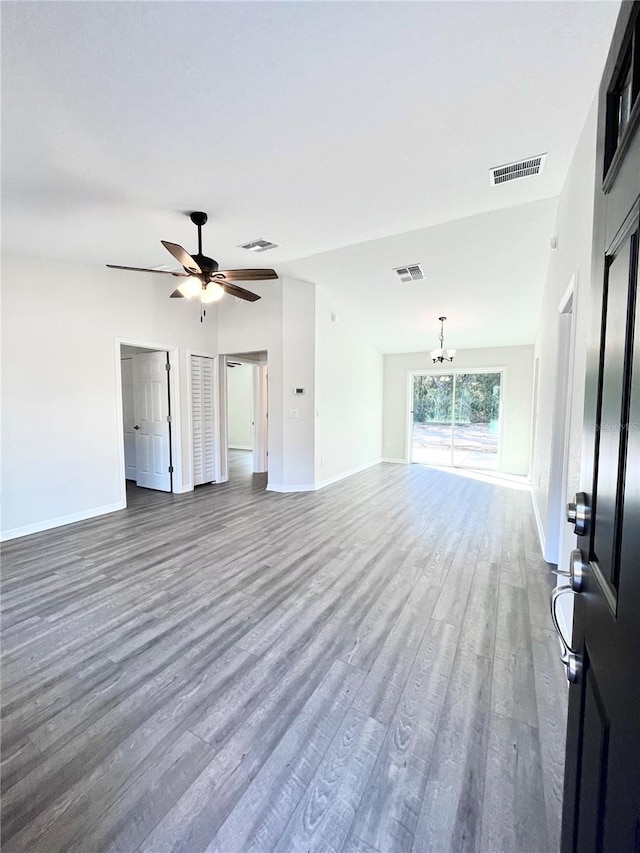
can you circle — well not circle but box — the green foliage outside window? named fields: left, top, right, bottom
left=413, top=373, right=501, bottom=424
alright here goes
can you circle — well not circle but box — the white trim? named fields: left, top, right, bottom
left=267, top=458, right=382, bottom=493
left=115, top=337, right=183, bottom=500
left=558, top=273, right=579, bottom=575
left=314, top=458, right=381, bottom=490
left=382, top=457, right=408, bottom=464
left=558, top=274, right=576, bottom=314
left=546, top=272, right=578, bottom=565
left=530, top=488, right=547, bottom=556
left=266, top=482, right=315, bottom=493
left=1, top=501, right=125, bottom=542
left=529, top=357, right=540, bottom=481
left=221, top=351, right=269, bottom=484
left=252, top=363, right=269, bottom=474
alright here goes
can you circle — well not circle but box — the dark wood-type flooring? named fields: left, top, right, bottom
left=1, top=453, right=568, bottom=852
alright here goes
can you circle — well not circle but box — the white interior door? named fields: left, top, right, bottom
left=191, top=355, right=218, bottom=485
left=133, top=351, right=171, bottom=491
left=252, top=363, right=268, bottom=473
left=121, top=358, right=137, bottom=480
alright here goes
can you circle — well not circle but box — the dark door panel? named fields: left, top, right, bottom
left=561, top=4, right=640, bottom=853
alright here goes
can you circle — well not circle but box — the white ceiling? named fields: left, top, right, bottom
left=2, top=1, right=620, bottom=352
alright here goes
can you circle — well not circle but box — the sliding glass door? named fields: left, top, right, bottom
left=411, top=371, right=502, bottom=469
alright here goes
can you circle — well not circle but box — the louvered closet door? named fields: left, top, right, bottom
left=191, top=355, right=218, bottom=485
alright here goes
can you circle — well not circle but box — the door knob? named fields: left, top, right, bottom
left=566, top=491, right=590, bottom=536
left=133, top=425, right=140, bottom=430
left=552, top=551, right=586, bottom=592
left=550, top=586, right=582, bottom=683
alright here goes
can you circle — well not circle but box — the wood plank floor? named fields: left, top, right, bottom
left=1, top=453, right=568, bottom=852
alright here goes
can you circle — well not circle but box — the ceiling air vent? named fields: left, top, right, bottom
left=394, top=264, right=424, bottom=283
left=490, top=153, right=547, bottom=186
left=239, top=238, right=278, bottom=252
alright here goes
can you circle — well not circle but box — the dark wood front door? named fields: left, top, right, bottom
left=560, top=4, right=640, bottom=852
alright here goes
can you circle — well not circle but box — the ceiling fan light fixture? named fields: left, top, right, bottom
left=200, top=282, right=224, bottom=303
left=178, top=276, right=202, bottom=298
left=107, top=212, right=274, bottom=307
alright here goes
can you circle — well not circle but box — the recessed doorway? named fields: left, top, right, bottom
left=117, top=341, right=181, bottom=505
left=221, top=351, right=268, bottom=485
left=410, top=370, right=503, bottom=470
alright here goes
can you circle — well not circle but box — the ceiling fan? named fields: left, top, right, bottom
left=106, top=211, right=278, bottom=304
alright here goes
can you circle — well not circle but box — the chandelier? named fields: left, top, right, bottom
left=430, top=316, right=456, bottom=363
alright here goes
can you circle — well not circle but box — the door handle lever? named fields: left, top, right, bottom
left=550, top=586, right=582, bottom=683
left=133, top=425, right=140, bottom=430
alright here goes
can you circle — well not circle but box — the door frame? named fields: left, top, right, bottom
left=220, top=352, right=269, bottom=480
left=252, top=362, right=268, bottom=473
left=186, top=349, right=225, bottom=488
left=547, top=272, right=580, bottom=565
left=406, top=366, right=506, bottom=469
left=114, top=337, right=183, bottom=505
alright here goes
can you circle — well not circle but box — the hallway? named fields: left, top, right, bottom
left=1, top=460, right=567, bottom=852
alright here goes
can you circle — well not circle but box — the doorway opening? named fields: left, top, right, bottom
left=546, top=276, right=578, bottom=569
left=410, top=369, right=503, bottom=470
left=119, top=343, right=175, bottom=502
left=223, top=351, right=268, bottom=485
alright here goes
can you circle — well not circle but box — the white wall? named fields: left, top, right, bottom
left=217, top=277, right=284, bottom=486
left=314, top=287, right=383, bottom=484
left=2, top=266, right=356, bottom=538
left=226, top=364, right=254, bottom=449
left=1, top=256, right=215, bottom=538
left=383, top=345, right=534, bottom=475
left=216, top=275, right=319, bottom=491
left=532, top=96, right=598, bottom=565
left=281, top=278, right=316, bottom=489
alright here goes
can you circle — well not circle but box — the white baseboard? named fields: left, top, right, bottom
left=530, top=489, right=547, bottom=557
left=1, top=501, right=126, bottom=542
left=314, top=458, right=382, bottom=490
left=266, top=482, right=315, bottom=493
left=381, top=457, right=407, bottom=464
left=267, top=458, right=382, bottom=494
left=228, top=445, right=253, bottom=451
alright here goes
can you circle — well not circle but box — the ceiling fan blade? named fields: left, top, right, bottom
left=170, top=288, right=185, bottom=298
left=161, top=241, right=202, bottom=274
left=220, top=281, right=261, bottom=302
left=106, top=264, right=188, bottom=276
left=215, top=269, right=278, bottom=282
